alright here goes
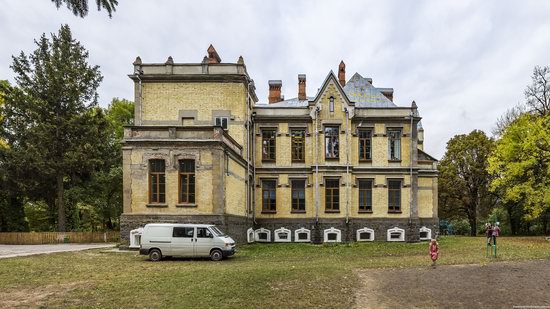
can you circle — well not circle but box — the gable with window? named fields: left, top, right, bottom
left=388, top=129, right=401, bottom=160
left=325, top=178, right=340, bottom=212
left=358, top=129, right=372, bottom=161
left=291, top=179, right=306, bottom=212
left=290, top=129, right=305, bottom=162
left=324, top=126, right=339, bottom=159
left=178, top=159, right=195, bottom=204
left=262, top=179, right=277, bottom=213
left=149, top=159, right=165, bottom=204
left=261, top=129, right=276, bottom=161
left=358, top=179, right=373, bottom=212
left=388, top=179, right=402, bottom=212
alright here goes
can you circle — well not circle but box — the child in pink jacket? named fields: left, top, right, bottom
left=429, top=239, right=439, bottom=267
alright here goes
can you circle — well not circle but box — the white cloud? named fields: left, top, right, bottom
left=1, top=0, right=549, bottom=158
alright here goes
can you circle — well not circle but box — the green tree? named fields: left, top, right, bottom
left=1, top=25, right=107, bottom=231
left=488, top=114, right=550, bottom=222
left=438, top=130, right=495, bottom=236
left=51, top=0, right=118, bottom=17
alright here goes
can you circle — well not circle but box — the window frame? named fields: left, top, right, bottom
left=148, top=159, right=166, bottom=204
left=290, top=129, right=306, bottom=162
left=387, top=129, right=402, bottom=161
left=358, top=129, right=373, bottom=161
left=261, top=129, right=277, bottom=162
left=215, top=117, right=229, bottom=130
left=290, top=179, right=306, bottom=213
left=388, top=179, right=402, bottom=213
left=358, top=179, right=373, bottom=213
left=325, top=178, right=340, bottom=212
left=178, top=159, right=195, bottom=204
left=324, top=126, right=340, bottom=159
left=261, top=179, right=277, bottom=213
left=329, top=96, right=335, bottom=112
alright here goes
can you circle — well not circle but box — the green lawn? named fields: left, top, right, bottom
left=0, top=237, right=548, bottom=308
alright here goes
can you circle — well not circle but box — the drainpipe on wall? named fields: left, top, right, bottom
left=252, top=114, right=257, bottom=225
left=315, top=106, right=320, bottom=224
left=345, top=108, right=350, bottom=224
left=409, top=110, right=414, bottom=225
left=245, top=80, right=250, bottom=219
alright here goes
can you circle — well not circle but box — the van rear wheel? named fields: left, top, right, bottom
left=149, top=249, right=162, bottom=262
left=210, top=249, right=223, bottom=261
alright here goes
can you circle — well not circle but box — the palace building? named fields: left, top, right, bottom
left=120, top=45, right=439, bottom=245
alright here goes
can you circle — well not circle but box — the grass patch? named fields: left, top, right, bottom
left=0, top=237, right=548, bottom=308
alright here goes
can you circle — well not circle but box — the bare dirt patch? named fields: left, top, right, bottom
left=355, top=259, right=550, bottom=309
left=0, top=282, right=89, bottom=308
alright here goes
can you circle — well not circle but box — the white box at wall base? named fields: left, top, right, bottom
left=139, top=223, right=236, bottom=261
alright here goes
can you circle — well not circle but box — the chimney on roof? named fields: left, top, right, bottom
left=207, top=44, right=221, bottom=64
left=338, top=61, right=346, bottom=87
left=298, top=74, right=306, bottom=101
left=268, top=80, right=282, bottom=104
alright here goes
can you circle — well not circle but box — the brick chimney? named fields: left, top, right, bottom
left=338, top=60, right=346, bottom=87
left=298, top=74, right=306, bottom=100
left=207, top=44, right=221, bottom=64
left=268, top=80, right=282, bottom=103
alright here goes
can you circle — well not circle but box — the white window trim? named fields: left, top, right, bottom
left=419, top=226, right=432, bottom=241
left=254, top=228, right=271, bottom=242
left=323, top=227, right=342, bottom=243
left=129, top=227, right=144, bottom=249
left=356, top=227, right=375, bottom=242
left=387, top=227, right=405, bottom=242
left=215, top=116, right=229, bottom=130
left=294, top=227, right=311, bottom=242
left=274, top=227, right=292, bottom=242
left=247, top=227, right=255, bottom=243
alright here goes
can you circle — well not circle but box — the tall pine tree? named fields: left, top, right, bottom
left=1, top=25, right=105, bottom=231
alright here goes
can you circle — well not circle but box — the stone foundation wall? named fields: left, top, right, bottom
left=120, top=214, right=251, bottom=246
left=255, top=217, right=439, bottom=243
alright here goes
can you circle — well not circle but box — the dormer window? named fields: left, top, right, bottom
left=329, top=96, right=335, bottom=112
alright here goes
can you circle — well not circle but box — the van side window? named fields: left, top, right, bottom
left=196, top=228, right=212, bottom=238
left=173, top=227, right=194, bottom=238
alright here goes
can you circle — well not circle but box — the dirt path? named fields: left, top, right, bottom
left=354, top=259, right=550, bottom=309
left=0, top=244, right=115, bottom=259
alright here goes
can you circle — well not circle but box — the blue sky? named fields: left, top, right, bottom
left=1, top=0, right=550, bottom=158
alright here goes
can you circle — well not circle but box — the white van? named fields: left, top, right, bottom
left=139, top=223, right=236, bottom=261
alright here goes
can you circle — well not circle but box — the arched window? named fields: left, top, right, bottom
left=274, top=227, right=291, bottom=242
left=254, top=228, right=271, bottom=242
left=356, top=227, right=375, bottom=242
left=294, top=228, right=311, bottom=242
left=419, top=226, right=432, bottom=241
left=329, top=96, right=335, bottom=112
left=323, top=227, right=342, bottom=243
left=149, top=159, right=165, bottom=204
left=387, top=227, right=405, bottom=242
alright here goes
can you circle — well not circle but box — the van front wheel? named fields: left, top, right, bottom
left=210, top=249, right=223, bottom=261
left=149, top=249, right=162, bottom=262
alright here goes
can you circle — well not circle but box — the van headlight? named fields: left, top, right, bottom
left=224, top=243, right=234, bottom=248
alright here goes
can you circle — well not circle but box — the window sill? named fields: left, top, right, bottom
left=261, top=210, right=277, bottom=214
left=325, top=210, right=340, bottom=213
left=146, top=204, right=168, bottom=208
left=359, top=159, right=372, bottom=163
left=387, top=210, right=402, bottom=214
left=388, top=160, right=402, bottom=163
left=291, top=160, right=306, bottom=164
left=262, top=160, right=276, bottom=163
left=358, top=210, right=373, bottom=214
left=291, top=210, right=306, bottom=214
left=325, top=157, right=340, bottom=160
left=176, top=203, right=197, bottom=208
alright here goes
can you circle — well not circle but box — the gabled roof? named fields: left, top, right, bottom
left=343, top=73, right=397, bottom=108
left=310, top=70, right=355, bottom=107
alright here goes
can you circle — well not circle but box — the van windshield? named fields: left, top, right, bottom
left=210, top=226, right=226, bottom=237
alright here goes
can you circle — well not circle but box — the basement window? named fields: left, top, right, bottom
left=356, top=227, right=375, bottom=242
left=323, top=227, right=342, bottom=243
left=294, top=228, right=311, bottom=242
left=254, top=228, right=271, bottom=242
left=419, top=226, right=432, bottom=241
left=274, top=227, right=291, bottom=242
left=386, top=227, right=405, bottom=242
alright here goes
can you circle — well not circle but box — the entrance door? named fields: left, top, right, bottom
left=171, top=226, right=195, bottom=257
left=194, top=227, right=214, bottom=257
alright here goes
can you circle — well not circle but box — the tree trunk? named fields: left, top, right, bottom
left=57, top=174, right=66, bottom=232
left=507, top=207, right=517, bottom=235
left=467, top=203, right=477, bottom=236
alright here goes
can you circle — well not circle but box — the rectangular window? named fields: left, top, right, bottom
left=215, top=117, right=228, bottom=130
left=325, top=179, right=340, bottom=212
left=262, top=180, right=277, bottom=212
left=149, top=159, right=165, bottom=204
left=388, top=129, right=401, bottom=160
left=359, top=179, right=373, bottom=212
left=388, top=180, right=402, bottom=212
left=262, top=129, right=276, bottom=161
left=358, top=129, right=372, bottom=161
left=196, top=227, right=212, bottom=238
left=291, top=179, right=306, bottom=212
left=324, top=126, right=339, bottom=159
left=178, top=159, right=195, bottom=204
left=173, top=227, right=194, bottom=238
left=291, top=129, right=306, bottom=162
left=329, top=97, right=335, bottom=112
